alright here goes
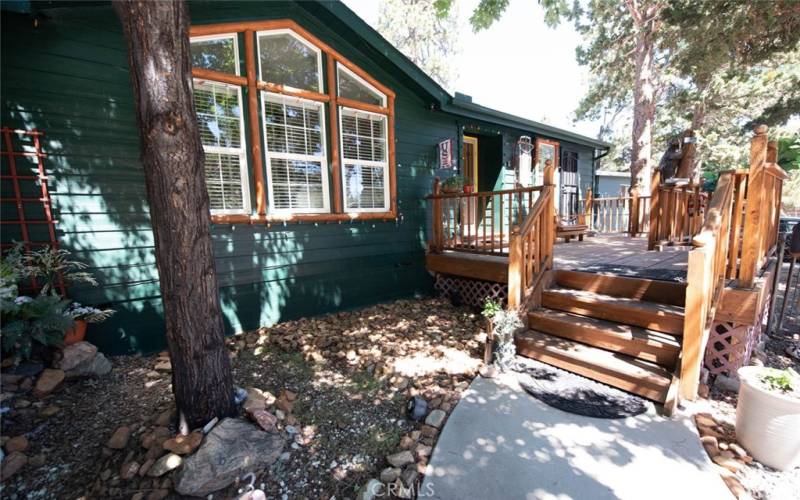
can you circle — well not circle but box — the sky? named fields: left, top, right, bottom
left=342, top=0, right=601, bottom=138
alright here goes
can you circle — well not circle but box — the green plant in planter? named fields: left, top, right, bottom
left=441, top=175, right=464, bottom=191
left=0, top=245, right=114, bottom=363
left=761, top=368, right=798, bottom=393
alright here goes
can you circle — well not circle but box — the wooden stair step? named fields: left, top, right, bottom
left=555, top=269, right=686, bottom=307
left=515, top=330, right=673, bottom=402
left=541, top=288, right=685, bottom=335
left=528, top=309, right=680, bottom=368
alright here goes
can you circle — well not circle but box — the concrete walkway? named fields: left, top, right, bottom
left=422, top=373, right=732, bottom=500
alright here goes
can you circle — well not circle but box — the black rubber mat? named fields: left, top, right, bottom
left=515, top=357, right=650, bottom=419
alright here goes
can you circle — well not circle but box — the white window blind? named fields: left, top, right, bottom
left=339, top=108, right=389, bottom=211
left=262, top=93, right=329, bottom=213
left=193, top=80, right=250, bottom=214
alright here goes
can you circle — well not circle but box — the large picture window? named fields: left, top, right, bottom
left=340, top=109, right=389, bottom=211
left=262, top=93, right=329, bottom=213
left=189, top=20, right=396, bottom=222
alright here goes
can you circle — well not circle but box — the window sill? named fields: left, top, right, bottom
left=211, top=210, right=397, bottom=225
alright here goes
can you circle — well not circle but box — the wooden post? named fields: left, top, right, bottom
left=648, top=167, right=661, bottom=249
left=581, top=187, right=593, bottom=229
left=681, top=245, right=713, bottom=400
left=739, top=126, right=769, bottom=287
left=508, top=227, right=523, bottom=310
left=432, top=177, right=442, bottom=253
left=629, top=186, right=640, bottom=236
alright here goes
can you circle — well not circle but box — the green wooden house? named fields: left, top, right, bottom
left=1, top=0, right=609, bottom=354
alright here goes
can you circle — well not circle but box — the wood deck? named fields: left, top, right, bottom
left=427, top=233, right=689, bottom=282
left=554, top=233, right=688, bottom=281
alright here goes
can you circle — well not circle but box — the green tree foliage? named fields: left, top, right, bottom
left=435, top=0, right=800, bottom=189
left=377, top=0, right=461, bottom=90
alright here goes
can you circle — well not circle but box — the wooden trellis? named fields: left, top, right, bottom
left=0, top=127, right=63, bottom=295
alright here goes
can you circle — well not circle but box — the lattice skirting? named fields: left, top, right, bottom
left=704, top=295, right=769, bottom=376
left=434, top=274, right=507, bottom=309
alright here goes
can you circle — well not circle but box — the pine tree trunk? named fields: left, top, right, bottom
left=114, top=0, right=236, bottom=429
left=630, top=24, right=656, bottom=191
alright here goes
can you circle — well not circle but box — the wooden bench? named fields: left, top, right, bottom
left=556, top=223, right=588, bottom=242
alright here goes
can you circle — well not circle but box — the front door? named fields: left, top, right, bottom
left=561, top=150, right=579, bottom=219
left=462, top=136, right=478, bottom=191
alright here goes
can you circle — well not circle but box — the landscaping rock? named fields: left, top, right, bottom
left=162, top=431, right=203, bottom=455
left=55, top=341, right=97, bottom=371
left=414, top=443, right=432, bottom=459
left=147, top=453, right=182, bottom=477
left=386, top=450, right=415, bottom=467
left=700, top=436, right=719, bottom=457
left=357, top=478, right=383, bottom=500
left=138, top=458, right=155, bottom=476
left=400, top=467, right=419, bottom=487
left=174, top=418, right=284, bottom=497
left=424, top=409, right=446, bottom=429
left=246, top=408, right=278, bottom=433
left=420, top=425, right=438, bottom=438
left=243, top=387, right=275, bottom=412
left=120, top=461, right=140, bottom=480
left=155, top=408, right=174, bottom=427
left=33, top=369, right=65, bottom=397
left=380, top=466, right=401, bottom=483
left=39, top=405, right=60, bottom=417
left=714, top=374, right=740, bottom=393
left=729, top=443, right=748, bottom=459
left=107, top=426, right=131, bottom=450
left=147, top=489, right=170, bottom=500
left=28, top=454, right=45, bottom=468
left=5, top=435, right=28, bottom=453
left=713, top=454, right=743, bottom=473
left=1, top=451, right=27, bottom=481
left=154, top=360, right=171, bottom=372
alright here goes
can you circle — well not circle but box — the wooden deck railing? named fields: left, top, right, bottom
left=647, top=182, right=706, bottom=249
left=680, top=125, right=789, bottom=400
left=428, top=183, right=543, bottom=255
left=579, top=192, right=651, bottom=235
left=508, top=185, right=554, bottom=309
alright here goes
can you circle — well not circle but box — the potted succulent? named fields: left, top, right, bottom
left=440, top=175, right=464, bottom=194
left=736, top=366, right=800, bottom=470
left=64, top=302, right=115, bottom=345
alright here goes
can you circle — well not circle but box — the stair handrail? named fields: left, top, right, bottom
left=508, top=185, right=554, bottom=310
left=680, top=170, right=736, bottom=400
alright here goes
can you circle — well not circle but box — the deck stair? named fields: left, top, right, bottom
left=516, top=269, right=686, bottom=403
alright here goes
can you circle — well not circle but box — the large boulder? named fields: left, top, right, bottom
left=174, top=418, right=284, bottom=497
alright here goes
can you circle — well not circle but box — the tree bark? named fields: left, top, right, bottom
left=627, top=2, right=660, bottom=192
left=114, top=0, right=236, bottom=429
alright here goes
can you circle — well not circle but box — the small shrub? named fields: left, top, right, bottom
left=1, top=293, right=73, bottom=360
left=481, top=298, right=502, bottom=319
left=441, top=175, right=464, bottom=191
left=490, top=309, right=522, bottom=372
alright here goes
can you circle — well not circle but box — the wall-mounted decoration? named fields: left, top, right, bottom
left=439, top=138, right=455, bottom=169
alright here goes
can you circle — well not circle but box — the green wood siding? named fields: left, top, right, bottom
left=1, top=2, right=459, bottom=354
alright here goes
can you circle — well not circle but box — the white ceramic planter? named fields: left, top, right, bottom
left=736, top=366, right=800, bottom=471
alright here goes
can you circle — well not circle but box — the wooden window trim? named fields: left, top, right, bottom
left=190, top=19, right=397, bottom=224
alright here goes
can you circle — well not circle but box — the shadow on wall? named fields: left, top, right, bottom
left=1, top=8, right=442, bottom=355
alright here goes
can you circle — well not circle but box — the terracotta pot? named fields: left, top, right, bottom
left=463, top=185, right=474, bottom=194
left=64, top=319, right=87, bottom=345
left=736, top=366, right=800, bottom=470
